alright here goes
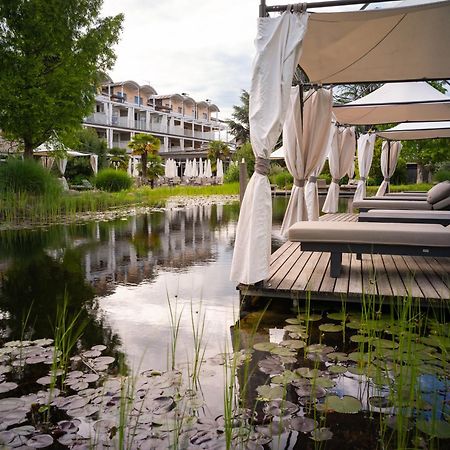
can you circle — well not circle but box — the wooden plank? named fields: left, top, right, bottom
left=270, top=241, right=293, bottom=263
left=391, top=255, right=424, bottom=299
left=267, top=245, right=303, bottom=289
left=381, top=255, right=408, bottom=298
left=372, top=254, right=393, bottom=297
left=333, top=252, right=351, bottom=294
left=294, top=250, right=322, bottom=291
left=319, top=254, right=337, bottom=293
left=348, top=253, right=363, bottom=295
left=402, top=256, right=439, bottom=300
left=361, top=254, right=377, bottom=296
left=426, top=258, right=450, bottom=288
left=277, top=250, right=313, bottom=291
left=412, top=256, right=450, bottom=300
left=267, top=242, right=299, bottom=280
left=306, top=252, right=329, bottom=292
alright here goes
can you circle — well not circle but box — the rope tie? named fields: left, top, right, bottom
left=288, top=3, right=306, bottom=13
left=294, top=178, right=305, bottom=188
left=384, top=177, right=390, bottom=182
left=308, top=176, right=318, bottom=183
left=360, top=177, right=367, bottom=182
left=255, top=157, right=270, bottom=176
left=332, top=178, right=340, bottom=184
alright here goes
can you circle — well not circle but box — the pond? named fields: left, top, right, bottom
left=0, top=196, right=448, bottom=449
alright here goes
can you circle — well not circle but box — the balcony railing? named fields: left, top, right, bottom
left=85, top=112, right=108, bottom=125
left=111, top=116, right=129, bottom=127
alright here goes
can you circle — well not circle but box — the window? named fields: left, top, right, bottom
left=203, top=112, right=208, bottom=119
left=96, top=103, right=104, bottom=113
left=178, top=106, right=182, bottom=114
left=134, top=96, right=142, bottom=105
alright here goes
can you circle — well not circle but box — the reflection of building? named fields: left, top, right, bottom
left=81, top=204, right=232, bottom=296
left=84, top=78, right=228, bottom=171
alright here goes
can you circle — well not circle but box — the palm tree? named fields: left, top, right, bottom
left=145, top=153, right=165, bottom=188
left=207, top=140, right=230, bottom=175
left=226, top=90, right=250, bottom=145
left=128, top=133, right=160, bottom=179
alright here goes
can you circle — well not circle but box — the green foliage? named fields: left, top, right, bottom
left=226, top=90, right=250, bottom=144
left=272, top=170, right=293, bottom=189
left=269, top=163, right=285, bottom=178
left=224, top=163, right=239, bottom=183
left=401, top=138, right=450, bottom=169
left=145, top=154, right=165, bottom=188
left=108, top=147, right=129, bottom=171
left=0, top=158, right=61, bottom=194
left=434, top=168, right=450, bottom=182
left=232, top=142, right=255, bottom=178
left=71, top=128, right=108, bottom=169
left=368, top=138, right=407, bottom=185
left=128, top=133, right=161, bottom=179
left=94, top=168, right=132, bottom=192
left=207, top=140, right=230, bottom=174
left=0, top=0, right=123, bottom=157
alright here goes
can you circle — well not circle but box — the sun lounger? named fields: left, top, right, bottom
left=288, top=221, right=450, bottom=277
left=358, top=209, right=450, bottom=226
left=363, top=195, right=427, bottom=201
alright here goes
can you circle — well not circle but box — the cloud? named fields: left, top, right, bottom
left=101, top=0, right=258, bottom=119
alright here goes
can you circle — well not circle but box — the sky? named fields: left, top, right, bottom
left=100, top=1, right=436, bottom=121
left=101, top=0, right=258, bottom=120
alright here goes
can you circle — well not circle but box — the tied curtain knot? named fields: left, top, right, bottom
left=255, top=157, right=271, bottom=176
left=332, top=178, right=340, bottom=184
left=308, top=176, right=318, bottom=183
left=384, top=177, right=390, bottom=182
left=360, top=177, right=367, bottom=182
left=294, top=178, right=305, bottom=188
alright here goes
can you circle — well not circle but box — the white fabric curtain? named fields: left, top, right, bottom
left=199, top=158, right=204, bottom=177
left=127, top=157, right=132, bottom=176
left=322, top=126, right=356, bottom=213
left=280, top=87, right=333, bottom=235
left=375, top=140, right=402, bottom=196
left=217, top=160, right=224, bottom=184
left=90, top=154, right=98, bottom=174
left=40, top=156, right=54, bottom=171
left=230, top=11, right=309, bottom=285
left=353, top=134, right=376, bottom=201
left=56, top=158, right=67, bottom=176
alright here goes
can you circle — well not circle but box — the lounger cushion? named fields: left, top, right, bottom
left=353, top=199, right=432, bottom=210
left=288, top=222, right=450, bottom=247
left=433, top=195, right=450, bottom=210
left=359, top=209, right=450, bottom=224
left=427, top=181, right=450, bottom=204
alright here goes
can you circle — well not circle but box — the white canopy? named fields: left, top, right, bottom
left=299, top=1, right=450, bottom=84
left=334, top=82, right=450, bottom=125
left=375, top=141, right=403, bottom=196
left=377, top=121, right=450, bottom=140
left=269, top=146, right=285, bottom=159
left=230, top=11, right=308, bottom=285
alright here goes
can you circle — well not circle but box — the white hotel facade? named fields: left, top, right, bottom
left=83, top=78, right=227, bottom=163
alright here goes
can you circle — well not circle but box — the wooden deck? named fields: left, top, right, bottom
left=239, top=213, right=450, bottom=306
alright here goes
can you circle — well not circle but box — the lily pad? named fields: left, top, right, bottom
left=372, top=339, right=399, bottom=349
left=319, top=323, right=343, bottom=333
left=326, top=352, right=348, bottom=362
left=319, top=395, right=362, bottom=414
left=0, top=382, right=18, bottom=394
left=263, top=400, right=298, bottom=417
left=350, top=335, right=369, bottom=343
left=416, top=420, right=450, bottom=439
left=328, top=365, right=347, bottom=375
left=314, top=377, right=336, bottom=389
left=256, top=385, right=285, bottom=401
left=270, top=347, right=297, bottom=358
left=253, top=342, right=277, bottom=352
left=27, top=434, right=54, bottom=448
left=280, top=340, right=306, bottom=350
left=310, top=427, right=333, bottom=441
left=289, top=416, right=317, bottom=433
left=298, top=313, right=322, bottom=322
left=327, top=312, right=347, bottom=321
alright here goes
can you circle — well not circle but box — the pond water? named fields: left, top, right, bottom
left=0, top=196, right=448, bottom=449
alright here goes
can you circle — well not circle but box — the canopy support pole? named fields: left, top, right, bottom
left=387, top=140, right=391, bottom=194
left=262, top=0, right=404, bottom=14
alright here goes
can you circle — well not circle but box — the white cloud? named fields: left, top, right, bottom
left=101, top=0, right=258, bottom=119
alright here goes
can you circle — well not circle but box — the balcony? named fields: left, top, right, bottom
left=85, top=112, right=108, bottom=125
left=134, top=120, right=147, bottom=131
left=112, top=141, right=129, bottom=149
left=169, top=125, right=184, bottom=136
left=111, top=116, right=129, bottom=128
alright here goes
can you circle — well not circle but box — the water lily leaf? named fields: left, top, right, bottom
left=319, top=323, right=343, bottom=333
left=271, top=370, right=302, bottom=385
left=298, top=313, right=322, bottom=322
left=314, top=377, right=336, bottom=389
left=0, top=366, right=11, bottom=375
left=285, top=318, right=305, bottom=325
left=310, top=427, right=333, bottom=441
left=417, top=420, right=450, bottom=439
left=346, top=321, right=362, bottom=330
left=347, top=366, right=367, bottom=376
left=91, top=345, right=107, bottom=352
left=284, top=325, right=307, bottom=335
left=371, top=339, right=399, bottom=349
left=263, top=400, right=298, bottom=417
left=93, top=356, right=115, bottom=365
left=306, top=344, right=334, bottom=355
left=270, top=347, right=296, bottom=357
left=321, top=395, right=362, bottom=414
left=32, top=339, right=53, bottom=347
left=27, top=434, right=54, bottom=448
left=256, top=385, right=285, bottom=401
left=258, top=356, right=284, bottom=375
left=253, top=342, right=277, bottom=352
left=0, top=382, right=18, bottom=394
left=36, top=376, right=52, bottom=386
left=326, top=352, right=348, bottom=362
left=348, top=352, right=370, bottom=363
left=350, top=335, right=369, bottom=343
left=82, top=350, right=101, bottom=358
left=295, top=384, right=326, bottom=399
left=327, top=312, right=347, bottom=321
left=280, top=340, right=306, bottom=350
left=296, top=367, right=322, bottom=379
left=368, top=396, right=392, bottom=409
left=328, top=365, right=347, bottom=375
left=289, top=416, right=317, bottom=433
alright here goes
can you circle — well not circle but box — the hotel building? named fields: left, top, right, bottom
left=83, top=78, right=228, bottom=167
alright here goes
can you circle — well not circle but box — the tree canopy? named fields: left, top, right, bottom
left=0, top=0, right=123, bottom=158
left=128, top=133, right=161, bottom=179
left=207, top=140, right=230, bottom=174
left=226, top=90, right=250, bottom=145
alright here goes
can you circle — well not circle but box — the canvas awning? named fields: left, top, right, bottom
left=377, top=121, right=450, bottom=140
left=333, top=82, right=450, bottom=125
left=298, top=1, right=450, bottom=84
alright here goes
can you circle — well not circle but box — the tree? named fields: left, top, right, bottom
left=108, top=147, right=129, bottom=171
left=128, top=133, right=161, bottom=179
left=145, top=154, right=165, bottom=189
left=226, top=90, right=250, bottom=145
left=0, top=0, right=123, bottom=158
left=232, top=142, right=255, bottom=178
left=207, top=140, right=230, bottom=174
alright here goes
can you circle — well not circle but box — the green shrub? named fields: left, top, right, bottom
left=433, top=168, right=450, bottom=182
left=0, top=158, right=61, bottom=194
left=273, top=170, right=293, bottom=189
left=224, top=164, right=240, bottom=183
left=94, top=168, right=132, bottom=192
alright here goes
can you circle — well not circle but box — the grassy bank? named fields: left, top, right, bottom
left=366, top=183, right=432, bottom=195
left=0, top=183, right=239, bottom=227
